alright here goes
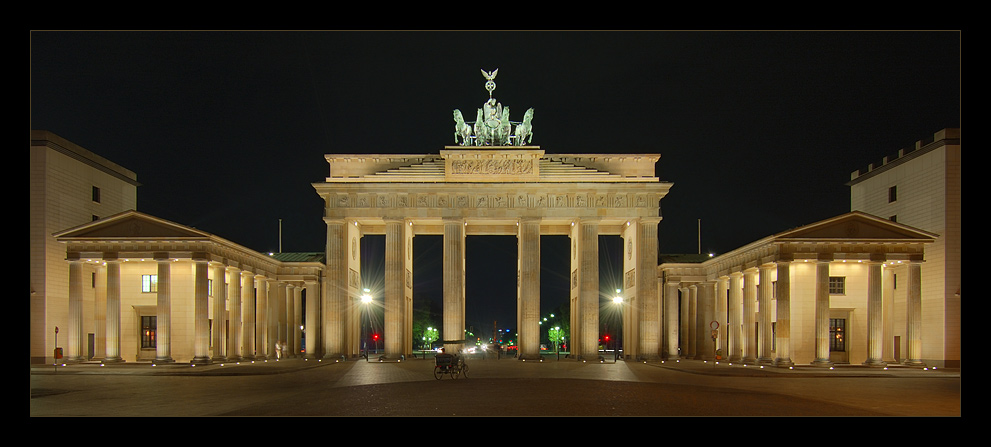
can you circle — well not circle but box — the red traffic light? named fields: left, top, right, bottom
left=372, top=334, right=380, bottom=341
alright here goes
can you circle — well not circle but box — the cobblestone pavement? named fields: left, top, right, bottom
left=29, top=356, right=961, bottom=417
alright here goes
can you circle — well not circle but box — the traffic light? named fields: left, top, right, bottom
left=372, top=333, right=380, bottom=342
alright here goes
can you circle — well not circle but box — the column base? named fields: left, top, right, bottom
left=902, top=359, right=926, bottom=367
left=811, top=359, right=834, bottom=367
left=757, top=356, right=774, bottom=365
left=774, top=358, right=794, bottom=368
left=863, top=359, right=887, bottom=368
left=191, top=356, right=212, bottom=365
left=153, top=357, right=175, bottom=364
left=742, top=356, right=757, bottom=364
left=101, top=356, right=125, bottom=363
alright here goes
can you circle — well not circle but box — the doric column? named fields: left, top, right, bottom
left=192, top=257, right=211, bottom=364
left=241, top=271, right=255, bottom=360
left=905, top=260, right=924, bottom=366
left=812, top=257, right=833, bottom=367
left=728, top=272, right=743, bottom=362
left=864, top=258, right=886, bottom=367
left=757, top=263, right=774, bottom=364
left=518, top=218, right=541, bottom=360
left=688, top=284, right=697, bottom=358
left=774, top=259, right=794, bottom=367
left=323, top=220, right=347, bottom=358
left=283, top=283, right=294, bottom=357
left=155, top=255, right=174, bottom=363
left=443, top=219, right=465, bottom=353
left=664, top=281, right=680, bottom=360
left=577, top=219, right=600, bottom=360
left=227, top=265, right=242, bottom=361
left=636, top=218, right=661, bottom=360
left=698, top=282, right=716, bottom=361
left=679, top=286, right=689, bottom=359
left=67, top=259, right=84, bottom=362
left=292, top=284, right=302, bottom=357
left=272, top=281, right=286, bottom=358
left=284, top=284, right=299, bottom=357
left=304, top=279, right=320, bottom=359
left=254, top=275, right=269, bottom=360
left=716, top=276, right=728, bottom=359
left=384, top=219, right=404, bottom=358
left=742, top=269, right=757, bottom=363
left=211, top=262, right=227, bottom=362
left=104, top=258, right=123, bottom=362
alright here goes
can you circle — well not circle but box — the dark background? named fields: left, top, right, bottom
left=31, top=31, right=960, bottom=340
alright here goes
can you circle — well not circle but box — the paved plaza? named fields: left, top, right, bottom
left=29, top=355, right=961, bottom=417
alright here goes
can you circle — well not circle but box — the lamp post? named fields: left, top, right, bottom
left=613, top=290, right=623, bottom=361
left=361, top=288, right=372, bottom=361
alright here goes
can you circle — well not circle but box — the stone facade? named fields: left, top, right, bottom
left=848, top=128, right=960, bottom=367
left=30, top=131, right=138, bottom=364
left=313, top=147, right=672, bottom=360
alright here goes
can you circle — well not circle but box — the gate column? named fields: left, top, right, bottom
left=576, top=219, right=600, bottom=360
left=443, top=219, right=465, bottom=353
left=517, top=218, right=541, bottom=360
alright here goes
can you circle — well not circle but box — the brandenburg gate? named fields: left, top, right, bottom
left=312, top=70, right=672, bottom=361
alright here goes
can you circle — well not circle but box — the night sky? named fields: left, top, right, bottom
left=30, top=31, right=960, bottom=339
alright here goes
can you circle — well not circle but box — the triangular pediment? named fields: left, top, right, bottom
left=54, top=210, right=211, bottom=240
left=774, top=211, right=937, bottom=242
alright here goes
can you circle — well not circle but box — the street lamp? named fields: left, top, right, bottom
left=361, top=288, right=372, bottom=361
left=613, top=290, right=623, bottom=361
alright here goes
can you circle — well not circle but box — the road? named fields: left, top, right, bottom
left=29, top=357, right=961, bottom=417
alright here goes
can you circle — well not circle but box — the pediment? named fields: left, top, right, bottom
left=54, top=210, right=211, bottom=240
left=774, top=212, right=937, bottom=242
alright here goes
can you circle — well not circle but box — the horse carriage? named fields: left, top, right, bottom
left=433, top=341, right=469, bottom=380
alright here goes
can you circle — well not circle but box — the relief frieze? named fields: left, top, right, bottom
left=450, top=159, right=533, bottom=175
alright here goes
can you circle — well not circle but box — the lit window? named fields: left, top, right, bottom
left=829, top=318, right=845, bottom=352
left=141, top=316, right=157, bottom=349
left=142, top=274, right=158, bottom=293
left=828, top=276, right=845, bottom=294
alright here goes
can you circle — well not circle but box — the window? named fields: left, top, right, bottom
left=829, top=318, right=845, bottom=352
left=142, top=274, right=158, bottom=293
left=889, top=215, right=897, bottom=222
left=141, top=316, right=157, bottom=349
left=888, top=185, right=897, bottom=203
left=92, top=186, right=101, bottom=203
left=828, top=276, right=845, bottom=294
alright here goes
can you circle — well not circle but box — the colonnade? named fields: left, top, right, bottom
left=324, top=216, right=661, bottom=362
left=63, top=253, right=319, bottom=364
left=664, top=256, right=925, bottom=367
